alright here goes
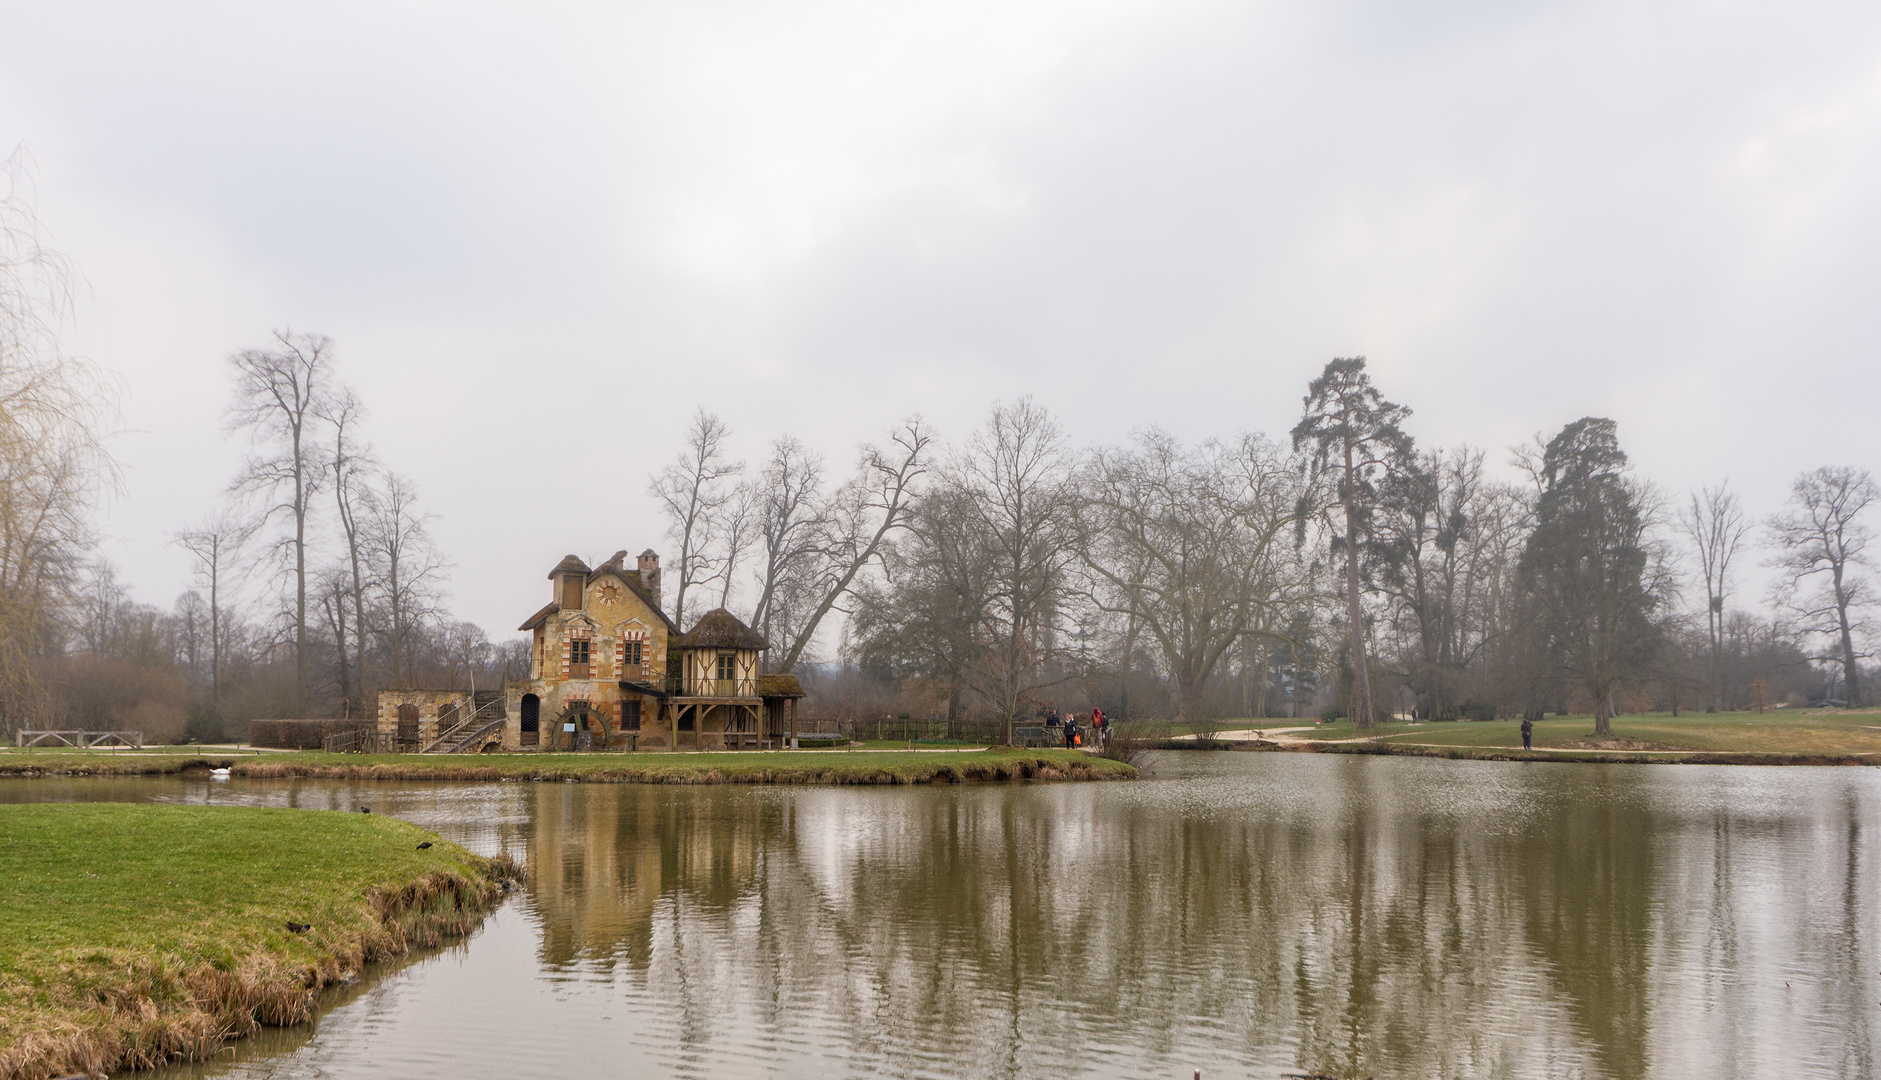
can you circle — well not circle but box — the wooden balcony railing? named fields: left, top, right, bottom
left=664, top=674, right=760, bottom=698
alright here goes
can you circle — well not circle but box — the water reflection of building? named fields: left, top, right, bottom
left=523, top=784, right=764, bottom=970
left=495, top=765, right=1881, bottom=1078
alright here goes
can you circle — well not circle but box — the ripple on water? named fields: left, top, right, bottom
left=7, top=755, right=1879, bottom=1080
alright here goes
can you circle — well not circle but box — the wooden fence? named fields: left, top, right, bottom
left=809, top=718, right=1007, bottom=744
left=15, top=730, right=143, bottom=749
left=322, top=729, right=398, bottom=753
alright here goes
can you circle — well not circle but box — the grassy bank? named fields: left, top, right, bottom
left=1227, top=710, right=1881, bottom=763
left=0, top=804, right=519, bottom=1080
left=0, top=747, right=1134, bottom=784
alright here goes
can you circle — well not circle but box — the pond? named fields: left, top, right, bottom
left=5, top=753, right=1877, bottom=1079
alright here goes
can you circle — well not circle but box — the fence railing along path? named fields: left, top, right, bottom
left=15, top=730, right=143, bottom=749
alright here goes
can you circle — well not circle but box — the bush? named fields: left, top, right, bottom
left=1319, top=705, right=1346, bottom=722
left=1098, top=721, right=1158, bottom=770
left=184, top=703, right=227, bottom=744
left=1459, top=699, right=1497, bottom=723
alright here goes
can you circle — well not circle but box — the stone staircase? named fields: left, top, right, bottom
left=421, top=693, right=507, bottom=753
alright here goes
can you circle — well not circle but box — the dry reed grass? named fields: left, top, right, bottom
left=220, top=753, right=1129, bottom=785
left=0, top=852, right=521, bottom=1080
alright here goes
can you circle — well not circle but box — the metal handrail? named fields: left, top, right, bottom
left=441, top=716, right=506, bottom=753
left=420, top=696, right=507, bottom=753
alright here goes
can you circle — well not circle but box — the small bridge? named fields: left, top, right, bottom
left=15, top=730, right=143, bottom=749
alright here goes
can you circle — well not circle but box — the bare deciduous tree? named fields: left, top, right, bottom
left=1681, top=482, right=1750, bottom=710
left=650, top=409, right=742, bottom=628
left=772, top=417, right=932, bottom=673
left=173, top=511, right=251, bottom=698
left=365, top=472, right=448, bottom=687
left=320, top=386, right=375, bottom=708
left=1079, top=430, right=1312, bottom=724
left=851, top=482, right=994, bottom=722
left=0, top=145, right=117, bottom=730
left=748, top=436, right=829, bottom=649
left=954, top=399, right=1078, bottom=742
left=227, top=328, right=333, bottom=708
left=1767, top=467, right=1876, bottom=707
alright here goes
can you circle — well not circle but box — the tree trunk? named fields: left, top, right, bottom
left=294, top=500, right=308, bottom=709
left=1592, top=686, right=1613, bottom=736
left=1174, top=669, right=1203, bottom=727
left=1840, top=620, right=1862, bottom=708
left=208, top=560, right=221, bottom=698
left=1344, top=451, right=1375, bottom=729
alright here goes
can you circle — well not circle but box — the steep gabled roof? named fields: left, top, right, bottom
left=587, top=550, right=631, bottom=582
left=623, top=575, right=679, bottom=634
left=676, top=608, right=770, bottom=650
left=518, top=602, right=559, bottom=631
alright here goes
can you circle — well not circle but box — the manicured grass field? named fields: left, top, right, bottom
left=1230, top=710, right=1881, bottom=759
left=0, top=746, right=1134, bottom=783
left=0, top=803, right=514, bottom=1079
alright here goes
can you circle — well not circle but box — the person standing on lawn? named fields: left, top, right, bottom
left=1521, top=715, right=1534, bottom=751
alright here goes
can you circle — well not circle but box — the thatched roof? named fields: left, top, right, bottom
left=757, top=673, right=805, bottom=699
left=548, top=554, right=590, bottom=579
left=676, top=608, right=770, bottom=650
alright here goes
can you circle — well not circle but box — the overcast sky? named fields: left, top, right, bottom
left=2, top=0, right=1878, bottom=640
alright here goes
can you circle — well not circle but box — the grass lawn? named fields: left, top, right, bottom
left=0, top=803, right=515, bottom=1079
left=0, top=746, right=1134, bottom=783
left=1223, top=710, right=1881, bottom=759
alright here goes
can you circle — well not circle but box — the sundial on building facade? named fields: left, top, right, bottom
left=597, top=583, right=621, bottom=605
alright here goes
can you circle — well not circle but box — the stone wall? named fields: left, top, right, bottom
left=376, top=689, right=476, bottom=748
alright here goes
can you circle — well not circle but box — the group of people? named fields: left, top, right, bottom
left=1039, top=704, right=1108, bottom=749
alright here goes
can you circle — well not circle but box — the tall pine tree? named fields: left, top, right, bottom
left=1519, top=417, right=1660, bottom=736
left=1292, top=357, right=1413, bottom=730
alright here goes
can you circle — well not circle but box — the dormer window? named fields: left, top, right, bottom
left=562, top=575, right=584, bottom=611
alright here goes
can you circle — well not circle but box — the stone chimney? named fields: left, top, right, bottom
left=638, top=549, right=661, bottom=610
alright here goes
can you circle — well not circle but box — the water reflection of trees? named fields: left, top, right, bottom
left=514, top=762, right=1881, bottom=1079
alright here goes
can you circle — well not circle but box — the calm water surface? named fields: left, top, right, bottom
left=5, top=753, right=1877, bottom=1079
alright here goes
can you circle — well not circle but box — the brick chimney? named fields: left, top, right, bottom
left=638, top=549, right=661, bottom=610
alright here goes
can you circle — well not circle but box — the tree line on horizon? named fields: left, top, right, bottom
left=0, top=318, right=521, bottom=742
left=0, top=151, right=514, bottom=741
left=649, top=381, right=1873, bottom=741
left=1, top=150, right=1875, bottom=743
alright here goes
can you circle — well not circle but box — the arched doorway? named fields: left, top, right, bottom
left=553, top=702, right=607, bottom=751
left=520, top=694, right=540, bottom=746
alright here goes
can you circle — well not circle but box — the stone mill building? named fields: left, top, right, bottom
left=376, top=549, right=804, bottom=752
